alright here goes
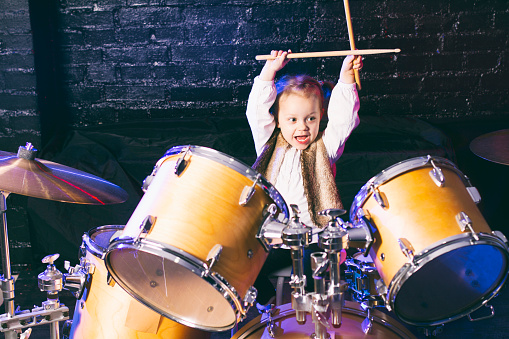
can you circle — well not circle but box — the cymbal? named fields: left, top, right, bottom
left=0, top=144, right=129, bottom=204
left=470, top=129, right=509, bottom=166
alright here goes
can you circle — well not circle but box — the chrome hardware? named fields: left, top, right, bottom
left=107, top=273, right=116, bottom=287
left=360, top=303, right=373, bottom=334
left=398, top=238, right=415, bottom=261
left=63, top=257, right=95, bottom=299
left=141, top=215, right=156, bottom=234
left=468, top=304, right=495, bottom=321
left=205, top=244, right=223, bottom=274
left=260, top=304, right=277, bottom=338
left=130, top=215, right=156, bottom=242
left=372, top=186, right=387, bottom=209
left=493, top=230, right=508, bottom=243
left=240, top=173, right=261, bottom=206
left=375, top=279, right=388, bottom=306
left=38, top=254, right=63, bottom=293
left=319, top=208, right=347, bottom=219
left=243, top=286, right=258, bottom=308
left=174, top=146, right=191, bottom=176
left=467, top=186, right=481, bottom=204
left=348, top=208, right=375, bottom=253
left=428, top=157, right=445, bottom=187
left=17, top=142, right=37, bottom=160
left=456, top=211, right=479, bottom=241
left=256, top=204, right=287, bottom=251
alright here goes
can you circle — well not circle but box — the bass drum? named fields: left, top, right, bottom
left=69, top=225, right=210, bottom=339
left=231, top=302, right=416, bottom=338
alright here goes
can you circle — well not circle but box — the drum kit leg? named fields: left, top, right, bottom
left=1, top=143, right=508, bottom=339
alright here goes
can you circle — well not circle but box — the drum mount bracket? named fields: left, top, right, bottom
left=0, top=254, right=70, bottom=339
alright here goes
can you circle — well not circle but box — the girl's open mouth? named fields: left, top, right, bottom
left=295, top=136, right=310, bottom=144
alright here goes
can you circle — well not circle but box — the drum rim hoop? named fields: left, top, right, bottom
left=104, top=237, right=244, bottom=331
left=232, top=301, right=417, bottom=339
left=349, top=156, right=469, bottom=222
left=163, top=145, right=289, bottom=219
left=387, top=232, right=509, bottom=326
left=83, top=224, right=125, bottom=259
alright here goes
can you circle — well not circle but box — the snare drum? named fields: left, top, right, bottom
left=69, top=225, right=209, bottom=339
left=350, top=156, right=509, bottom=326
left=231, top=302, right=416, bottom=338
left=105, top=146, right=289, bottom=331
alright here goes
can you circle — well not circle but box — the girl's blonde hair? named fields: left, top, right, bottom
left=270, top=75, right=325, bottom=122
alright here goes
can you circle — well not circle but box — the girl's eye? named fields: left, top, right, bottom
left=289, top=118, right=296, bottom=122
left=308, top=116, right=316, bottom=121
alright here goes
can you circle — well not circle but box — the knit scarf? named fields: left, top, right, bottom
left=253, top=129, right=343, bottom=228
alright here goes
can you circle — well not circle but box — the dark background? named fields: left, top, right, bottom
left=1, top=0, right=508, bottom=337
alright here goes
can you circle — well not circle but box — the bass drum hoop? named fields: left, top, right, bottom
left=232, top=301, right=416, bottom=339
left=105, top=237, right=243, bottom=332
left=387, top=232, right=509, bottom=326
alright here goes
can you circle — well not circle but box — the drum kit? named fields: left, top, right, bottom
left=0, top=133, right=508, bottom=339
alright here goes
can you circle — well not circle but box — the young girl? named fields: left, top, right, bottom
left=246, top=50, right=362, bottom=306
left=247, top=50, right=361, bottom=227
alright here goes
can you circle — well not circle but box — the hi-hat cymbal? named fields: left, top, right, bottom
left=0, top=144, right=129, bottom=204
left=470, top=129, right=509, bottom=166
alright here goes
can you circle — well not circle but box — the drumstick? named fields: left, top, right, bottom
left=255, top=48, right=401, bottom=60
left=344, top=0, right=361, bottom=90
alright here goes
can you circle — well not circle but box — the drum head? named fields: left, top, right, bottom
left=84, top=225, right=124, bottom=258
left=232, top=302, right=416, bottom=338
left=392, top=239, right=509, bottom=325
left=105, top=239, right=240, bottom=332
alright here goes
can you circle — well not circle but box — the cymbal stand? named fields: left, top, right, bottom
left=0, top=191, right=17, bottom=339
left=0, top=192, right=69, bottom=339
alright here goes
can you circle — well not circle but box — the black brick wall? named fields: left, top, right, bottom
left=0, top=0, right=39, bottom=270
left=34, top=0, right=507, bottom=131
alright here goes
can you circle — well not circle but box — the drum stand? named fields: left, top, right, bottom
left=0, top=191, right=69, bottom=339
left=259, top=205, right=373, bottom=339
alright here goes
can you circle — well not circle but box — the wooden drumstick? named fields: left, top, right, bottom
left=255, top=48, right=400, bottom=60
left=344, top=0, right=361, bottom=90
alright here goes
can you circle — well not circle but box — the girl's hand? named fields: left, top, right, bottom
left=259, top=50, right=291, bottom=81
left=339, top=54, right=363, bottom=84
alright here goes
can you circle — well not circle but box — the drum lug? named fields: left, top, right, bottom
left=205, top=244, right=223, bottom=274
left=467, top=186, right=481, bottom=204
left=132, top=215, right=156, bottom=241
left=398, top=238, right=415, bottom=261
left=360, top=304, right=373, bottom=334
left=107, top=273, right=116, bottom=287
left=456, top=211, right=479, bottom=241
left=243, top=286, right=258, bottom=308
left=374, top=279, right=389, bottom=309
left=372, top=187, right=388, bottom=209
left=428, top=157, right=445, bottom=187
left=240, top=173, right=262, bottom=206
left=468, top=303, right=495, bottom=322
left=492, top=230, right=508, bottom=243
left=174, top=146, right=191, bottom=176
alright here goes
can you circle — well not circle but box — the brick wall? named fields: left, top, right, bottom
left=49, top=0, right=507, bottom=129
left=0, top=0, right=39, bottom=270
